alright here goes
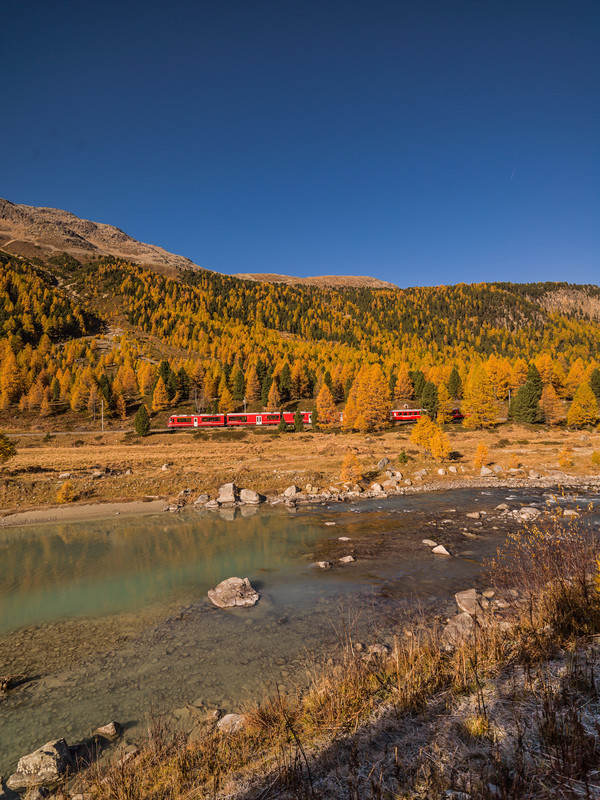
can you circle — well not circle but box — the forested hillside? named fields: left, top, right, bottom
left=1, top=251, right=600, bottom=431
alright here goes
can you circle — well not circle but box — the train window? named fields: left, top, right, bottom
left=202, top=416, right=221, bottom=423
left=178, top=417, right=192, bottom=424
left=265, top=414, right=279, bottom=421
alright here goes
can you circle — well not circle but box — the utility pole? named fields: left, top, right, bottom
left=243, top=397, right=247, bottom=413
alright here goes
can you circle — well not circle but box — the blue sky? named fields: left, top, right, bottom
left=3, top=0, right=599, bottom=287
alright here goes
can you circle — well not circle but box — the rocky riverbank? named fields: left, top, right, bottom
left=2, top=468, right=600, bottom=530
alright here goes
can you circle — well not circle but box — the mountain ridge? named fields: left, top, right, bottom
left=0, top=198, right=393, bottom=289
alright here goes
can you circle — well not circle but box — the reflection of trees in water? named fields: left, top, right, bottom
left=0, top=513, right=319, bottom=598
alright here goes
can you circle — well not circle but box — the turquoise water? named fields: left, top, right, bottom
left=1, top=488, right=595, bottom=777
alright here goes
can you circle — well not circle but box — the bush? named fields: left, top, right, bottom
left=473, top=441, right=489, bottom=468
left=56, top=480, right=76, bottom=504
left=340, top=450, right=362, bottom=483
left=0, top=432, right=16, bottom=464
left=397, top=450, right=409, bottom=464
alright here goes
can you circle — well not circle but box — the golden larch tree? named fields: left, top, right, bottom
left=152, top=376, right=169, bottom=412
left=316, top=383, right=337, bottom=428
left=244, top=365, right=261, bottom=402
left=266, top=381, right=281, bottom=411
left=393, top=363, right=413, bottom=403
left=462, top=363, right=498, bottom=429
left=566, top=382, right=598, bottom=428
left=436, top=383, right=455, bottom=424
left=540, top=383, right=564, bottom=425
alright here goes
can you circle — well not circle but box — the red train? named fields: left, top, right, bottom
left=167, top=411, right=312, bottom=429
left=167, top=408, right=463, bottom=429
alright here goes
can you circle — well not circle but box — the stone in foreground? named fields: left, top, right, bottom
left=455, top=588, right=479, bottom=616
left=432, top=544, right=451, bottom=556
left=216, top=713, right=247, bottom=734
left=7, top=739, right=72, bottom=791
left=442, top=613, right=475, bottom=648
left=217, top=482, right=237, bottom=504
left=239, top=488, right=262, bottom=504
left=208, top=577, right=260, bottom=608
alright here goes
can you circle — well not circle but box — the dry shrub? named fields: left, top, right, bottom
left=56, top=480, right=76, bottom=503
left=473, top=441, right=489, bottom=468
left=340, top=450, right=362, bottom=483
left=489, top=509, right=600, bottom=639
left=558, top=445, right=573, bottom=468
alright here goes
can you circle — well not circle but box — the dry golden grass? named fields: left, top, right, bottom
left=1, top=422, right=599, bottom=513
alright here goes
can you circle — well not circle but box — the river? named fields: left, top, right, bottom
left=1, top=486, right=597, bottom=776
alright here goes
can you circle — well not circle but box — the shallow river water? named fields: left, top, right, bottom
left=1, top=486, right=598, bottom=775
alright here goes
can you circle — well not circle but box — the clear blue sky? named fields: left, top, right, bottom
left=3, top=0, right=599, bottom=287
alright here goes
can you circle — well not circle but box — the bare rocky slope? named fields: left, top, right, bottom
left=0, top=197, right=203, bottom=277
left=234, top=272, right=398, bottom=289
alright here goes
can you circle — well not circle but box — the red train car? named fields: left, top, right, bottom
left=167, top=414, right=226, bottom=428
left=389, top=408, right=426, bottom=423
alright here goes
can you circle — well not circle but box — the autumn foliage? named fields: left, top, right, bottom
left=2, top=253, right=600, bottom=436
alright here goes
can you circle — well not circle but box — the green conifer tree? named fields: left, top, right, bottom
left=448, top=366, right=462, bottom=399
left=509, top=380, right=543, bottom=423
left=134, top=404, right=151, bottom=437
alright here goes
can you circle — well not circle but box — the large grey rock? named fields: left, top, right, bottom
left=217, top=483, right=237, bottom=504
left=7, top=739, right=72, bottom=791
left=208, top=577, right=259, bottom=608
left=370, top=482, right=384, bottom=493
left=339, top=555, right=356, bottom=563
left=480, top=466, right=493, bottom=477
left=194, top=493, right=209, bottom=505
left=432, top=544, right=451, bottom=556
left=466, top=511, right=482, bottom=519
left=284, top=485, right=299, bottom=498
left=205, top=499, right=220, bottom=510
left=377, top=457, right=390, bottom=471
left=442, top=613, right=475, bottom=648
left=448, top=465, right=458, bottom=474
left=239, top=488, right=261, bottom=504
left=422, top=539, right=438, bottom=547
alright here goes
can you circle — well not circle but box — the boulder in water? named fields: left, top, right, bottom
left=208, top=577, right=259, bottom=608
